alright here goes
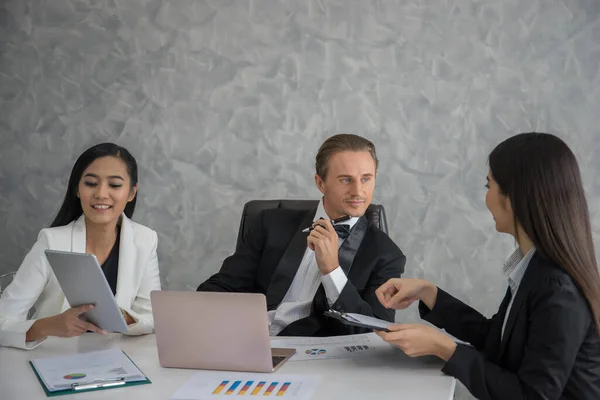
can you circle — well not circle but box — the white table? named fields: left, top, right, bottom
left=0, top=333, right=455, bottom=400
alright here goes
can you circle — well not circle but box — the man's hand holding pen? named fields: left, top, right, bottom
left=301, top=215, right=351, bottom=233
left=306, top=216, right=350, bottom=275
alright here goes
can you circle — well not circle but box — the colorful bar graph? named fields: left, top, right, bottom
left=226, top=381, right=242, bottom=395
left=238, top=381, right=254, bottom=395
left=213, top=380, right=229, bottom=395
left=251, top=381, right=266, bottom=396
left=263, top=382, right=278, bottom=396
left=276, top=382, right=291, bottom=397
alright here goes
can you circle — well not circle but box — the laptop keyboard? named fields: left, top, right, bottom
left=272, top=356, right=286, bottom=367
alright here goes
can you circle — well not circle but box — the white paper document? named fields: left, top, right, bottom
left=171, top=371, right=320, bottom=400
left=342, top=313, right=391, bottom=330
left=30, top=348, right=146, bottom=392
left=270, top=333, right=396, bottom=361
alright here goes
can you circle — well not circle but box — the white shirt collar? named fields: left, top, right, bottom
left=313, top=198, right=360, bottom=230
left=503, top=247, right=536, bottom=293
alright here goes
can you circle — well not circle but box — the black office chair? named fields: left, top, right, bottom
left=235, top=199, right=388, bottom=251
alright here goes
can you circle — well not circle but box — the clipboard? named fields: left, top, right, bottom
left=324, top=309, right=392, bottom=332
left=29, top=350, right=151, bottom=397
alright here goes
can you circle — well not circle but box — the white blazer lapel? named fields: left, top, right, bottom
left=71, top=215, right=87, bottom=253
left=114, top=214, right=137, bottom=309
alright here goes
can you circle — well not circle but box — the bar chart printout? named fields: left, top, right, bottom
left=171, top=372, right=320, bottom=400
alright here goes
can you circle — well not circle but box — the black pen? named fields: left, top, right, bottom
left=302, top=215, right=352, bottom=233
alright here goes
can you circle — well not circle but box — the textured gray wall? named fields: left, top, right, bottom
left=1, top=1, right=600, bottom=398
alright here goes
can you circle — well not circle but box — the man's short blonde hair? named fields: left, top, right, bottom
left=315, top=134, right=378, bottom=179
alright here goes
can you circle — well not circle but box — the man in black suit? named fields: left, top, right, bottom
left=197, top=134, right=406, bottom=336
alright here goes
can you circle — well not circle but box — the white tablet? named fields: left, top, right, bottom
left=44, top=250, right=128, bottom=333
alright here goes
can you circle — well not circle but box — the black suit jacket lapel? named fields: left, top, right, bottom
left=337, top=216, right=369, bottom=275
left=497, top=256, right=537, bottom=360
left=265, top=208, right=316, bottom=310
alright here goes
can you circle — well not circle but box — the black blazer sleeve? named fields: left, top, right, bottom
left=419, top=288, right=499, bottom=351
left=197, top=211, right=266, bottom=293
left=422, top=279, right=592, bottom=400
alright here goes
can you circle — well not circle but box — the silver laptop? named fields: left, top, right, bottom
left=150, top=291, right=296, bottom=372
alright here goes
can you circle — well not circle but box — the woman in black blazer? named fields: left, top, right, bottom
left=376, top=132, right=600, bottom=400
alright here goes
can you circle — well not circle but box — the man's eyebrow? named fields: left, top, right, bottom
left=335, top=173, right=374, bottom=178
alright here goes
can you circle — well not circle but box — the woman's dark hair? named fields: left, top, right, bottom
left=489, top=132, right=600, bottom=332
left=50, top=143, right=138, bottom=227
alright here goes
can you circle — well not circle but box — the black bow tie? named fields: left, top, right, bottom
left=333, top=224, right=351, bottom=239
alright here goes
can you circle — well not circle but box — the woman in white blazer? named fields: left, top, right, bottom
left=0, top=143, right=161, bottom=349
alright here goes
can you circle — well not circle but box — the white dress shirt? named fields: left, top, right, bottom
left=268, top=200, right=359, bottom=336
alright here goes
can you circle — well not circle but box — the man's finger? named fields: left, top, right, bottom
left=313, top=219, right=336, bottom=237
left=321, top=219, right=334, bottom=230
left=311, top=220, right=329, bottom=230
left=307, top=235, right=324, bottom=246
left=309, top=228, right=326, bottom=240
left=311, top=225, right=328, bottom=234
left=312, top=226, right=336, bottom=241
